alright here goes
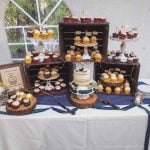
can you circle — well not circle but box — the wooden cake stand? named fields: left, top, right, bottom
left=6, top=98, right=37, bottom=115
left=71, top=94, right=98, bottom=108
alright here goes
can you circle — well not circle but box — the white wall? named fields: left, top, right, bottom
left=0, top=0, right=150, bottom=78
left=0, top=0, right=12, bottom=65
left=65, top=0, right=150, bottom=78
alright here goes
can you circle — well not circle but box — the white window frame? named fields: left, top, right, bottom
left=2, top=0, right=65, bottom=61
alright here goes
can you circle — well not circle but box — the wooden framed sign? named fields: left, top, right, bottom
left=0, top=62, right=27, bottom=91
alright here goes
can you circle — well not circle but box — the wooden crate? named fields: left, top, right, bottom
left=25, top=62, right=73, bottom=95
left=94, top=62, right=140, bottom=95
left=59, top=22, right=109, bottom=58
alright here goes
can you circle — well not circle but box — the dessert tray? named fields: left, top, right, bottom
left=6, top=97, right=37, bottom=115
left=100, top=78, right=125, bottom=87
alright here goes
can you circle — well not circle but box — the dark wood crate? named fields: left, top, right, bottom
left=59, top=22, right=109, bottom=58
left=94, top=62, right=140, bottom=95
left=25, top=62, right=73, bottom=95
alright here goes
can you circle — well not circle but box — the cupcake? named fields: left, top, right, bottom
left=23, top=99, right=31, bottom=106
left=63, top=16, right=71, bottom=23
left=124, top=86, right=131, bottom=95
left=95, top=53, right=102, bottom=62
left=114, top=87, right=121, bottom=94
left=34, top=88, right=40, bottom=96
left=7, top=99, right=14, bottom=107
left=101, top=73, right=109, bottom=82
left=112, top=32, right=118, bottom=38
left=27, top=30, right=33, bottom=37
left=124, top=82, right=130, bottom=87
left=114, top=56, right=120, bottom=63
left=110, top=73, right=117, bottom=82
left=19, top=92, right=26, bottom=99
left=58, top=78, right=64, bottom=82
left=107, top=55, right=113, bottom=62
left=127, top=31, right=134, bottom=39
left=10, top=94, right=17, bottom=100
left=39, top=86, right=45, bottom=91
left=70, top=51, right=76, bottom=60
left=25, top=55, right=32, bottom=64
left=41, top=30, right=48, bottom=39
left=94, top=17, right=106, bottom=23
left=71, top=16, right=79, bottom=23
left=91, top=51, right=97, bottom=58
left=16, top=97, right=23, bottom=104
left=127, top=57, right=134, bottom=63
left=51, top=71, right=58, bottom=78
left=34, top=83, right=40, bottom=88
left=76, top=54, right=82, bottom=62
left=26, top=93, right=34, bottom=101
left=55, top=85, right=61, bottom=91
left=60, top=83, right=67, bottom=89
left=45, top=86, right=52, bottom=93
left=33, top=57, right=40, bottom=64
left=12, top=100, right=20, bottom=109
left=82, top=36, right=90, bottom=45
left=105, top=86, right=112, bottom=94
left=55, top=81, right=61, bottom=86
left=74, top=36, right=81, bottom=44
left=32, top=51, right=39, bottom=57
left=80, top=17, right=92, bottom=23
left=118, top=74, right=124, bottom=82
left=119, top=31, right=127, bottom=40
left=44, top=55, right=50, bottom=63
left=90, top=36, right=97, bottom=44
left=38, top=70, right=44, bottom=78
left=33, top=29, right=40, bottom=39
left=97, top=84, right=104, bottom=92
left=65, top=54, right=72, bottom=62
left=52, top=54, right=58, bottom=61
left=47, top=29, right=54, bottom=39
left=44, top=71, right=51, bottom=79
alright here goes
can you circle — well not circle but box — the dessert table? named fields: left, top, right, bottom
left=0, top=79, right=150, bottom=150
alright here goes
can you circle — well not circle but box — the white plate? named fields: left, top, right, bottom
left=138, top=84, right=150, bottom=94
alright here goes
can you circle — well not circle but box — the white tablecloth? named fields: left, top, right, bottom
left=0, top=79, right=150, bottom=150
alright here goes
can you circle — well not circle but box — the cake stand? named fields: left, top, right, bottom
left=38, top=75, right=59, bottom=91
left=74, top=43, right=98, bottom=60
left=70, top=80, right=97, bottom=108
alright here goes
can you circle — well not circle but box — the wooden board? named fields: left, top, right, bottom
left=71, top=94, right=98, bottom=108
left=6, top=97, right=37, bottom=115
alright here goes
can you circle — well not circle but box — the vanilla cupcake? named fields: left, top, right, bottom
left=114, top=87, right=121, bottom=94
left=110, top=73, right=117, bottom=82
left=101, top=73, right=109, bottom=82
left=19, top=92, right=26, bottom=99
left=105, top=86, right=112, bottom=94
left=118, top=74, right=124, bottom=82
left=26, top=93, right=34, bottom=101
left=12, top=100, right=20, bottom=109
left=95, top=53, right=102, bottom=62
left=65, top=54, right=72, bottom=62
left=97, top=84, right=104, bottom=92
left=76, top=54, right=82, bottom=62
left=51, top=71, right=58, bottom=78
left=83, top=36, right=90, bottom=45
left=90, top=36, right=97, bottom=44
left=74, top=36, right=81, bottom=44
left=124, top=86, right=131, bottom=95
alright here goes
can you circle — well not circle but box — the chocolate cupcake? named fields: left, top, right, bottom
left=34, top=83, right=40, bottom=88
left=23, top=99, right=31, bottom=107
left=127, top=57, right=134, bottom=63
left=114, top=56, right=120, bottom=63
left=55, top=81, right=60, bottom=86
left=52, top=54, right=58, bottom=61
left=32, top=51, right=39, bottom=57
left=60, top=83, right=67, bottom=89
left=12, top=101, right=20, bottom=109
left=34, top=88, right=40, bottom=96
left=58, top=78, right=64, bottom=82
left=44, top=56, right=50, bottom=63
left=10, top=95, right=17, bottom=100
left=7, top=99, right=14, bottom=107
left=55, top=85, right=61, bottom=91
left=71, top=16, right=79, bottom=23
left=107, top=55, right=113, bottom=62
left=80, top=17, right=92, bottom=23
left=63, top=16, right=71, bottom=23
left=32, top=57, right=40, bottom=64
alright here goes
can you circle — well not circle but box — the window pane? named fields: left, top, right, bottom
left=9, top=45, right=26, bottom=58
left=6, top=28, right=24, bottom=43
left=5, top=1, right=36, bottom=26
left=27, top=44, right=35, bottom=52
left=39, top=0, right=60, bottom=22
left=46, top=1, right=72, bottom=25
